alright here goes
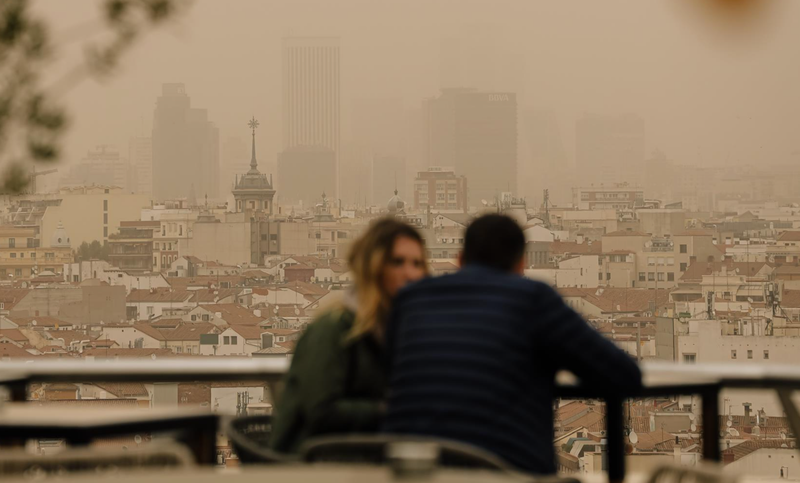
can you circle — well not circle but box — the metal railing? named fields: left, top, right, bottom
left=1, top=360, right=800, bottom=481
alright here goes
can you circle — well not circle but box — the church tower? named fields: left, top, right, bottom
left=232, top=117, right=276, bottom=214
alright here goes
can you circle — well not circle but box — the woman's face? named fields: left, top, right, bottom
left=382, top=236, right=426, bottom=297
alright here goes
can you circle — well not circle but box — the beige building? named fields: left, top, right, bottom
left=0, top=225, right=72, bottom=279
left=6, top=187, right=150, bottom=248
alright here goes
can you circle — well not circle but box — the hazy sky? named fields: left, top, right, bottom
left=36, top=0, right=800, bottom=179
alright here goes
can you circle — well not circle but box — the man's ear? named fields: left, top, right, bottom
left=515, top=257, right=525, bottom=275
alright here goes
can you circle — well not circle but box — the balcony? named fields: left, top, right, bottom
left=0, top=360, right=798, bottom=482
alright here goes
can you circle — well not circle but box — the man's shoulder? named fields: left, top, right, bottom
left=399, top=268, right=556, bottom=298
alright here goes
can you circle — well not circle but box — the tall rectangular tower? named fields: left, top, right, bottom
left=425, top=89, right=517, bottom=207
left=152, top=83, right=219, bottom=202
left=282, top=37, right=340, bottom=197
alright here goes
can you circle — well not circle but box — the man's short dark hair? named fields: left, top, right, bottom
left=462, top=214, right=526, bottom=272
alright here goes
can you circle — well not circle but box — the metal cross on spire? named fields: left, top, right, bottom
left=248, top=116, right=259, bottom=172
left=248, top=116, right=260, bottom=133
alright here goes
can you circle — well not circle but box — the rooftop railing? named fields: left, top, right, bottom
left=1, top=360, right=799, bottom=482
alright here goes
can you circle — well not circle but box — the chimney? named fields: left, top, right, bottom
left=743, top=402, right=752, bottom=423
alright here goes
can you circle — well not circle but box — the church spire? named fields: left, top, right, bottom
left=248, top=116, right=260, bottom=173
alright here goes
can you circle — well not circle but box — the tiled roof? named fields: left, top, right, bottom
left=781, top=290, right=800, bottom=309
left=722, top=440, right=789, bottom=463
left=201, top=303, right=266, bottom=326
left=82, top=348, right=175, bottom=358
left=9, top=316, right=72, bottom=328
left=0, top=344, right=35, bottom=359
left=189, top=288, right=240, bottom=304
left=604, top=230, right=650, bottom=237
left=0, top=288, right=32, bottom=309
left=557, top=287, right=672, bottom=313
left=127, top=288, right=192, bottom=303
left=778, top=231, right=800, bottom=242
left=164, top=322, right=218, bottom=341
left=253, top=346, right=292, bottom=354
left=229, top=325, right=265, bottom=340
left=774, top=265, right=800, bottom=275
left=680, top=261, right=770, bottom=281
left=550, top=240, right=602, bottom=256
left=89, top=382, right=149, bottom=397
left=280, top=281, right=330, bottom=296
left=0, top=329, right=28, bottom=342
left=178, top=383, right=211, bottom=406
left=131, top=323, right=168, bottom=341
left=43, top=330, right=92, bottom=346
left=31, top=399, right=139, bottom=407
left=675, top=230, right=714, bottom=237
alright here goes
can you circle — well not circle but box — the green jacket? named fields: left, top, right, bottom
left=269, top=308, right=387, bottom=454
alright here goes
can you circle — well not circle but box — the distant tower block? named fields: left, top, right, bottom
left=233, top=117, right=276, bottom=214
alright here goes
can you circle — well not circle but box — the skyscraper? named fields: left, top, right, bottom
left=152, top=83, right=219, bottom=201
left=425, top=88, right=517, bottom=206
left=576, top=113, right=645, bottom=188
left=128, top=136, right=152, bottom=194
left=60, top=145, right=129, bottom=190
left=282, top=37, right=340, bottom=197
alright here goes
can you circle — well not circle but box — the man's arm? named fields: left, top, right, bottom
left=533, top=284, right=643, bottom=396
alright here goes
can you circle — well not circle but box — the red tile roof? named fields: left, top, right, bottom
left=778, top=231, right=800, bottom=242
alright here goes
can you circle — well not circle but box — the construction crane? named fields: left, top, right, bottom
left=27, top=168, right=57, bottom=194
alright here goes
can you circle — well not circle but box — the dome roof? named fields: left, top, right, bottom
left=387, top=190, right=405, bottom=213
left=51, top=221, right=70, bottom=248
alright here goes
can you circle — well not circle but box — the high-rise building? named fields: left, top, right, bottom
left=60, top=145, right=129, bottom=190
left=277, top=146, right=336, bottom=209
left=519, top=108, right=570, bottom=206
left=413, top=166, right=468, bottom=213
left=282, top=37, right=340, bottom=196
left=576, top=113, right=645, bottom=188
left=424, top=88, right=517, bottom=206
left=372, top=155, right=406, bottom=207
left=128, top=136, right=152, bottom=194
left=152, top=83, right=219, bottom=201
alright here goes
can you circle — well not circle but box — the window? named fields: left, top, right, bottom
left=667, top=272, right=675, bottom=282
left=224, top=336, right=230, bottom=345
left=648, top=257, right=655, bottom=266
left=680, top=263, right=687, bottom=272
left=7, top=238, right=14, bottom=248
left=598, top=273, right=603, bottom=281
left=680, top=244, right=687, bottom=254
left=103, top=227, right=108, bottom=237
left=103, top=213, right=108, bottom=224
left=747, top=350, right=753, bottom=359
left=639, top=272, right=646, bottom=282
left=764, top=350, right=769, bottom=360
left=147, top=306, right=154, bottom=316
left=19, top=253, right=23, bottom=258
left=10, top=253, right=15, bottom=258
left=175, top=346, right=182, bottom=354
left=191, top=315, right=197, bottom=321
left=202, top=314, right=209, bottom=321
left=683, top=354, right=696, bottom=364
left=30, top=253, right=35, bottom=258
left=14, top=269, right=21, bottom=277
left=261, top=234, right=267, bottom=240
left=103, top=200, right=108, bottom=211
left=186, top=346, right=192, bottom=354
left=731, top=350, right=737, bottom=359
left=648, top=272, right=655, bottom=281
left=231, top=336, right=238, bottom=345
left=179, top=225, right=183, bottom=236
left=270, top=234, right=278, bottom=241
left=606, top=273, right=611, bottom=280
left=667, top=257, right=675, bottom=266
left=657, top=272, right=665, bottom=282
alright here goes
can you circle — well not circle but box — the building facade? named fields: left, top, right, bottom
left=152, top=83, right=219, bottom=201
left=424, top=88, right=517, bottom=206
left=108, top=221, right=158, bottom=273
left=413, top=167, right=468, bottom=213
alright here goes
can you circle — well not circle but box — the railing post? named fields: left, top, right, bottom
left=606, top=395, right=625, bottom=483
left=702, top=386, right=721, bottom=462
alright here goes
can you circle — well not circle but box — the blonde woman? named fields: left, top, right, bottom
left=270, top=218, right=428, bottom=453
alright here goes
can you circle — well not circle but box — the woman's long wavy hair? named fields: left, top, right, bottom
left=346, top=218, right=428, bottom=340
